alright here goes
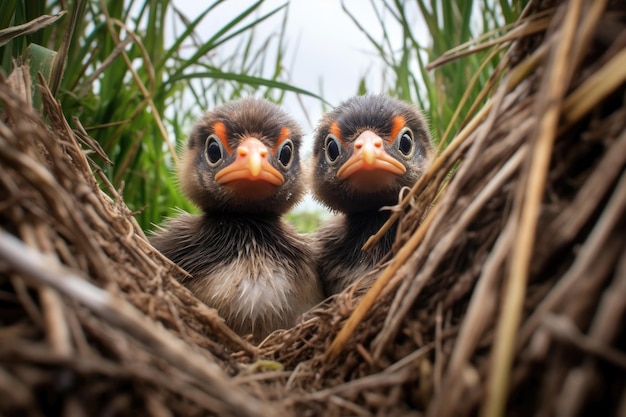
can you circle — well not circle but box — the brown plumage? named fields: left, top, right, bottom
left=311, top=94, right=434, bottom=297
left=151, top=97, right=323, bottom=341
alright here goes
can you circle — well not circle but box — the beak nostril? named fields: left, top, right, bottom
left=238, top=148, right=248, bottom=157
left=260, top=150, right=268, bottom=157
left=355, top=143, right=363, bottom=150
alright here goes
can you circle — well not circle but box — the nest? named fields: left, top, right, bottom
left=1, top=0, right=625, bottom=416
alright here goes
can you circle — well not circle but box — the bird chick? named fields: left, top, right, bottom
left=151, top=97, right=323, bottom=341
left=311, top=94, right=433, bottom=297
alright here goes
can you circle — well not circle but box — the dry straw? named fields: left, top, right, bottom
left=1, top=0, right=625, bottom=416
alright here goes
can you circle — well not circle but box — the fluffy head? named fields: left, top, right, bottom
left=311, top=94, right=433, bottom=213
left=179, top=97, right=305, bottom=215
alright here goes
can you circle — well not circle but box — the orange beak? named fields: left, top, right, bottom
left=214, top=137, right=284, bottom=186
left=337, top=130, right=406, bottom=180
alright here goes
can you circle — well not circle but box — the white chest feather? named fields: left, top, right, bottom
left=209, top=262, right=293, bottom=320
left=185, top=238, right=312, bottom=338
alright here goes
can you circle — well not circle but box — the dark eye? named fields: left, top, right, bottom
left=324, top=134, right=340, bottom=164
left=277, top=139, right=294, bottom=167
left=397, top=128, right=414, bottom=157
left=205, top=135, right=223, bottom=166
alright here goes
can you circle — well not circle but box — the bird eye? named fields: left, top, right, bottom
left=324, top=134, right=341, bottom=165
left=205, top=135, right=224, bottom=167
left=277, top=139, right=294, bottom=167
left=397, top=128, right=414, bottom=157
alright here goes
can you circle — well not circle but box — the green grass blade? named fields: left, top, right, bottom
left=24, top=43, right=56, bottom=108
left=170, top=70, right=330, bottom=104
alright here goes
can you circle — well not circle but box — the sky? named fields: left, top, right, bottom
left=169, top=1, right=427, bottom=211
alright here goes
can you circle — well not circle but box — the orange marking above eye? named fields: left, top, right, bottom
left=278, top=126, right=291, bottom=143
left=389, top=115, right=406, bottom=144
left=272, top=126, right=291, bottom=154
left=212, top=121, right=233, bottom=154
left=329, top=121, right=346, bottom=147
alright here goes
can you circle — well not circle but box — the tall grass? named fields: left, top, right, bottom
left=343, top=0, right=528, bottom=147
left=1, top=0, right=322, bottom=230
left=1, top=1, right=528, bottom=233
